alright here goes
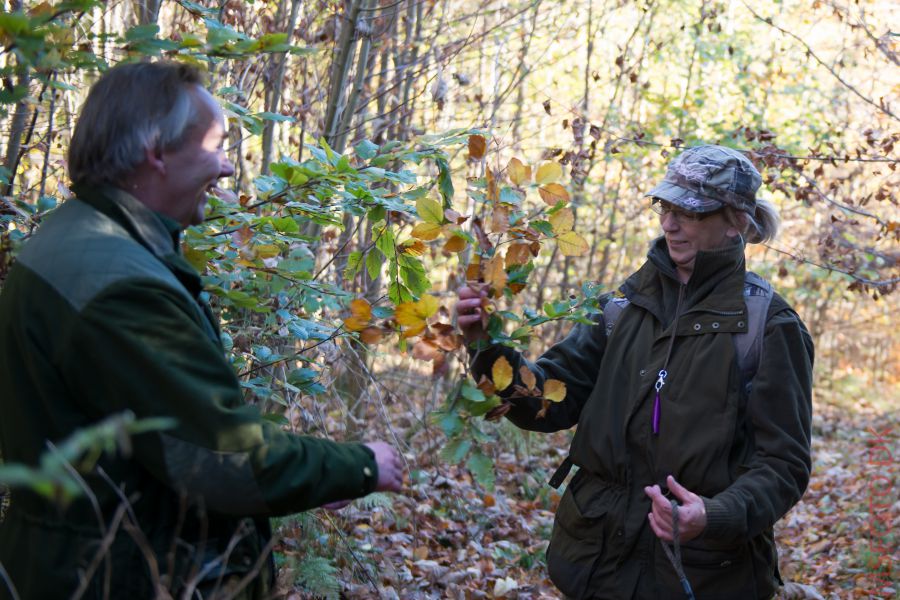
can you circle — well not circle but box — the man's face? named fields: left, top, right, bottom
left=160, top=87, right=234, bottom=227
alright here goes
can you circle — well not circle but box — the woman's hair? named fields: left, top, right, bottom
left=725, top=197, right=780, bottom=244
left=68, top=61, right=205, bottom=187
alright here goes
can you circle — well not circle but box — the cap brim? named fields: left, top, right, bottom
left=645, top=181, right=724, bottom=213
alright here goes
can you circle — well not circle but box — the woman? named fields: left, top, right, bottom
left=456, top=145, right=813, bottom=599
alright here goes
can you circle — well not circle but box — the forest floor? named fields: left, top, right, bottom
left=276, top=389, right=899, bottom=600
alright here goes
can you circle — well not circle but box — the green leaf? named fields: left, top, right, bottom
left=124, top=23, right=160, bottom=41
left=256, top=111, right=295, bottom=123
left=460, top=383, right=486, bottom=403
left=365, top=249, right=383, bottom=281
left=466, top=451, right=495, bottom=490
left=440, top=438, right=472, bottom=464
left=415, top=196, right=443, bottom=224
left=354, top=139, right=379, bottom=160
left=374, top=227, right=395, bottom=259
left=344, top=251, right=363, bottom=279
left=436, top=157, right=454, bottom=206
left=438, top=412, right=464, bottom=437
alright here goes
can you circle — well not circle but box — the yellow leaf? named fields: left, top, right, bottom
left=549, top=207, right=574, bottom=234
left=468, top=134, right=487, bottom=159
left=343, top=298, right=372, bottom=332
left=255, top=243, right=281, bottom=258
left=416, top=197, right=444, bottom=224
left=557, top=230, right=589, bottom=257
left=395, top=295, right=439, bottom=339
left=507, top=158, right=531, bottom=186
left=411, top=222, right=443, bottom=241
left=417, top=294, right=439, bottom=317
left=484, top=254, right=508, bottom=294
left=543, top=379, right=567, bottom=402
left=400, top=240, right=427, bottom=256
left=519, top=366, right=536, bottom=391
left=538, top=183, right=570, bottom=205
left=535, top=161, right=563, bottom=185
left=443, top=234, right=467, bottom=253
left=492, top=356, right=513, bottom=392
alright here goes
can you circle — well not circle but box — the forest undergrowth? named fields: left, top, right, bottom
left=273, top=376, right=900, bottom=600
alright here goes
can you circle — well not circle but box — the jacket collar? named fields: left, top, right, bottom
left=70, top=183, right=181, bottom=259
left=624, top=236, right=747, bottom=318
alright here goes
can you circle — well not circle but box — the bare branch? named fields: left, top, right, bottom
left=741, top=1, right=899, bottom=122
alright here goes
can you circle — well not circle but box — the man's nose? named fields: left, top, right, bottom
left=219, top=158, right=235, bottom=179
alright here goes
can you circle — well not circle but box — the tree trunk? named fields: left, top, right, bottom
left=262, top=0, right=302, bottom=173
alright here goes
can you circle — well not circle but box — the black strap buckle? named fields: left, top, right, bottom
left=548, top=456, right=574, bottom=489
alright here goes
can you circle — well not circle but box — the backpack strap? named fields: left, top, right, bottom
left=547, top=273, right=773, bottom=490
left=736, top=271, right=774, bottom=391
left=601, top=293, right=631, bottom=336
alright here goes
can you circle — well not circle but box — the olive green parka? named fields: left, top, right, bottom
left=471, top=237, right=814, bottom=600
left=0, top=185, right=380, bottom=599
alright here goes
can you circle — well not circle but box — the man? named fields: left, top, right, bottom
left=0, top=61, right=402, bottom=599
left=456, top=146, right=813, bottom=599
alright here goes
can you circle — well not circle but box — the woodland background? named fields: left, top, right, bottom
left=0, top=0, right=897, bottom=598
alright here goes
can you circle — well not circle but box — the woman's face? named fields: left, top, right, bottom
left=658, top=204, right=741, bottom=282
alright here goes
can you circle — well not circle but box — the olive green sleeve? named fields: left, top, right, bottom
left=468, top=310, right=608, bottom=433
left=701, top=309, right=814, bottom=542
left=60, top=279, right=378, bottom=517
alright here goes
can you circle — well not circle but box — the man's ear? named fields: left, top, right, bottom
left=145, top=145, right=166, bottom=175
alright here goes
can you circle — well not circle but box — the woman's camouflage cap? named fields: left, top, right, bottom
left=646, top=145, right=762, bottom=213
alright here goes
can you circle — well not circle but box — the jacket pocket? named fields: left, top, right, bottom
left=546, top=473, right=617, bottom=599
left=655, top=541, right=757, bottom=600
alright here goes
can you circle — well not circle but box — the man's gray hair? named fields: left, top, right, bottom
left=68, top=61, right=205, bottom=187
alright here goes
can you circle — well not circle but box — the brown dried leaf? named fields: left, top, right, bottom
left=484, top=254, right=508, bottom=295
left=443, top=234, right=467, bottom=253
left=485, top=401, right=513, bottom=422
left=505, top=242, right=532, bottom=268
left=519, top=366, right=536, bottom=391
left=468, top=134, right=487, bottom=159
left=491, top=205, right=510, bottom=234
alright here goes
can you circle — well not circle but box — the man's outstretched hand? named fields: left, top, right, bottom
left=322, top=442, right=404, bottom=511
left=365, top=441, right=404, bottom=493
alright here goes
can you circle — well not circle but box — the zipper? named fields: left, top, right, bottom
left=652, top=284, right=685, bottom=435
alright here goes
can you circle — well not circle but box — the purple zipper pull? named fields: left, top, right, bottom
left=653, top=370, right=667, bottom=435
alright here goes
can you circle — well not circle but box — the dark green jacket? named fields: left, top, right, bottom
left=471, top=238, right=813, bottom=600
left=0, top=185, right=379, bottom=599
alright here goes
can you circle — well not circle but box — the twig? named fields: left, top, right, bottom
left=238, top=329, right=344, bottom=377
left=51, top=441, right=114, bottom=600
left=741, top=1, right=899, bottom=122
left=799, top=174, right=887, bottom=228
left=69, top=504, right=128, bottom=600
left=766, top=244, right=900, bottom=288
left=219, top=534, right=280, bottom=600
left=320, top=510, right=381, bottom=595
